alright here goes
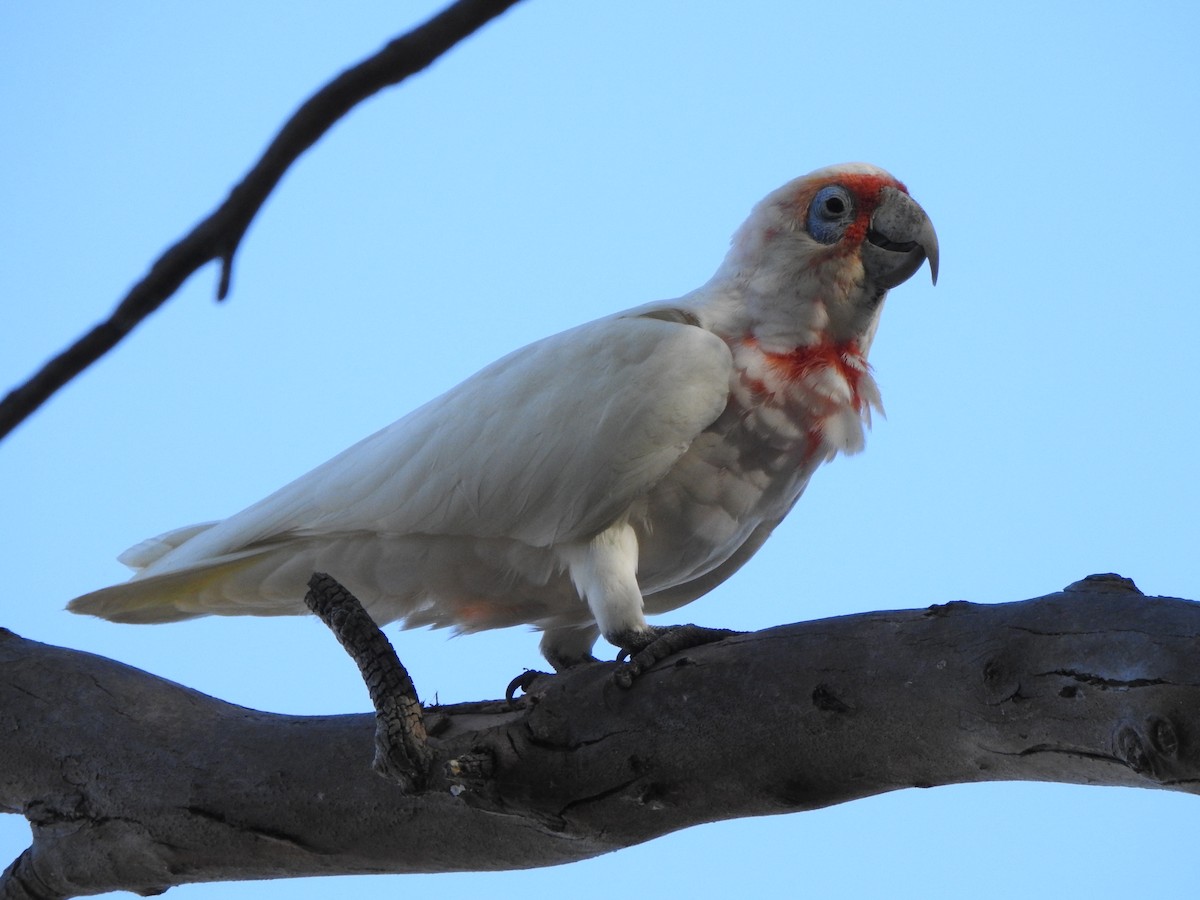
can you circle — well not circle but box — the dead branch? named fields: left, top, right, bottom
left=0, top=0, right=523, bottom=443
left=1, top=574, right=1197, bottom=899
left=304, top=572, right=432, bottom=789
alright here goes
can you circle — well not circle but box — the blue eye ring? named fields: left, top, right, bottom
left=807, top=185, right=855, bottom=244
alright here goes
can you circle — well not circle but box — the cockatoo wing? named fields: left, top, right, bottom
left=69, top=310, right=734, bottom=624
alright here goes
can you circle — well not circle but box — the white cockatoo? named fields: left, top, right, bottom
left=71, top=163, right=938, bottom=672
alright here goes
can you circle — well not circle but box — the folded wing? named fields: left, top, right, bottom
left=69, top=312, right=734, bottom=625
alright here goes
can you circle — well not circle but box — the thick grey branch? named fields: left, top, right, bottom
left=0, top=0, right=523, bottom=443
left=1, top=574, right=1198, bottom=898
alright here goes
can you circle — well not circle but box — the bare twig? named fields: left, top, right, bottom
left=304, top=572, right=432, bottom=790
left=0, top=0, right=523, bottom=443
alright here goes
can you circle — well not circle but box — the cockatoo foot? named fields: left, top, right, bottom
left=611, top=624, right=739, bottom=688
left=505, top=650, right=602, bottom=704
left=505, top=668, right=550, bottom=704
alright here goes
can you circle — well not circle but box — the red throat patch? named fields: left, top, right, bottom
left=762, top=340, right=870, bottom=412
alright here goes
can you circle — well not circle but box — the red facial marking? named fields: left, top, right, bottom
left=790, top=172, right=908, bottom=250
left=832, top=174, right=906, bottom=247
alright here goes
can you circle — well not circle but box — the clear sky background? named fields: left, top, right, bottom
left=3, top=2, right=1198, bottom=897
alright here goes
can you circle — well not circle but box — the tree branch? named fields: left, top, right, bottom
left=0, top=0, right=523, bottom=444
left=304, top=572, right=432, bottom=790
left=2, top=574, right=1197, bottom=898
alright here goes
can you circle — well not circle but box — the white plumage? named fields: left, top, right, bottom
left=71, top=163, right=938, bottom=668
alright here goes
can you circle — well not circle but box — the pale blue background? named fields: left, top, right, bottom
left=3, top=2, right=1198, bottom=898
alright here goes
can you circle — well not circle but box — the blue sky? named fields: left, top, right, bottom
left=3, top=2, right=1198, bottom=897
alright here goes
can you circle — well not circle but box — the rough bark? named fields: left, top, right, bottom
left=303, top=573, right=433, bottom=790
left=2, top=574, right=1197, bottom=899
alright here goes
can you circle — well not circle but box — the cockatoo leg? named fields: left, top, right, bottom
left=538, top=623, right=602, bottom=671
left=610, top=624, right=740, bottom=688
left=505, top=623, right=603, bottom=703
left=560, top=521, right=741, bottom=686
left=507, top=623, right=739, bottom=700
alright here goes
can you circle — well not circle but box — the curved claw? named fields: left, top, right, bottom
left=505, top=668, right=548, bottom=705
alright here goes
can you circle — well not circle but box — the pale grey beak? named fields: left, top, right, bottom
left=862, top=187, right=939, bottom=288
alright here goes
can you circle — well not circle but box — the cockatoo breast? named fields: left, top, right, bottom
left=633, top=332, right=880, bottom=599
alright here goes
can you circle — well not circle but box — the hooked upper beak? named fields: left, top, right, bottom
left=862, top=186, right=939, bottom=289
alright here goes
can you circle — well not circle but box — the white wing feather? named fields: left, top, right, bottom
left=70, top=312, right=733, bottom=626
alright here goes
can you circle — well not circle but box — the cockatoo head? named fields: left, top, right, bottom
left=715, top=163, right=938, bottom=349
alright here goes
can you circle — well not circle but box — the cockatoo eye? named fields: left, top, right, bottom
left=807, top=185, right=855, bottom=244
